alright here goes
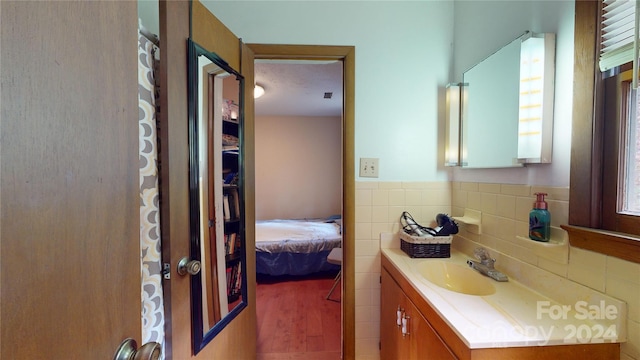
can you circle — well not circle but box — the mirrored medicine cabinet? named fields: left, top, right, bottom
left=447, top=31, right=556, bottom=168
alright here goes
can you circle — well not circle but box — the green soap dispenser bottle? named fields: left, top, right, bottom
left=529, top=192, right=550, bottom=242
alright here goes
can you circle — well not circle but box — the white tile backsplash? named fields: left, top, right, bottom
left=568, top=261, right=606, bottom=292
left=355, top=205, right=372, bottom=223
left=405, top=189, right=423, bottom=205
left=537, top=256, right=569, bottom=277
left=356, top=188, right=373, bottom=206
left=371, top=206, right=388, bottom=223
left=356, top=239, right=379, bottom=256
left=606, top=276, right=640, bottom=323
left=354, top=180, right=640, bottom=360
left=388, top=189, right=405, bottom=206
left=622, top=319, right=640, bottom=359
left=607, top=256, right=640, bottom=285
left=496, top=194, right=516, bottom=218
left=422, top=188, right=451, bottom=205
left=452, top=182, right=639, bottom=360
left=355, top=255, right=378, bottom=273
left=371, top=189, right=389, bottom=206
left=355, top=222, right=372, bottom=240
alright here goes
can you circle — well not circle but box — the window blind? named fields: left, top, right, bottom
left=599, top=0, right=638, bottom=72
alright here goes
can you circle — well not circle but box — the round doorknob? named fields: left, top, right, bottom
left=113, top=338, right=161, bottom=360
left=177, top=257, right=201, bottom=276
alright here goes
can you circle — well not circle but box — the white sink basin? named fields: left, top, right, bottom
left=416, top=261, right=496, bottom=296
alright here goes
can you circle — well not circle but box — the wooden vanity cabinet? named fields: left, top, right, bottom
left=380, top=268, right=409, bottom=359
left=381, top=253, right=620, bottom=360
left=381, top=268, right=456, bottom=360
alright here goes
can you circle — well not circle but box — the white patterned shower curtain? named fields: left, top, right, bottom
left=138, top=29, right=165, bottom=357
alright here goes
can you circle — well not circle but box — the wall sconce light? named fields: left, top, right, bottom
left=517, top=32, right=555, bottom=164
left=254, top=84, right=265, bottom=99
left=445, top=83, right=465, bottom=166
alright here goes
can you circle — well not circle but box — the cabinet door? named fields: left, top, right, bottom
left=382, top=268, right=457, bottom=360
left=381, top=269, right=410, bottom=359
left=407, top=300, right=457, bottom=359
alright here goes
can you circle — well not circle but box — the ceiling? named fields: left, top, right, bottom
left=254, top=60, right=343, bottom=117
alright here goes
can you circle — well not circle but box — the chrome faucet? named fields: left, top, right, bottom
left=467, top=247, right=508, bottom=282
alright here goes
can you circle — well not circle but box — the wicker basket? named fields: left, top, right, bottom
left=399, top=232, right=452, bottom=258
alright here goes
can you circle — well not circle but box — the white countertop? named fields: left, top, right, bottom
left=382, top=248, right=627, bottom=348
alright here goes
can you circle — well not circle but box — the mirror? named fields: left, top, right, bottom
left=461, top=35, right=522, bottom=168
left=187, top=39, right=247, bottom=353
left=460, top=31, right=555, bottom=168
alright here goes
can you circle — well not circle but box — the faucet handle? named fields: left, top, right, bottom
left=473, top=247, right=491, bottom=260
left=474, top=247, right=497, bottom=267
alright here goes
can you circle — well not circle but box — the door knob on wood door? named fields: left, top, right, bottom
left=177, top=256, right=201, bottom=276
left=113, top=338, right=161, bottom=360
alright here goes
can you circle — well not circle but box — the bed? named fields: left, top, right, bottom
left=255, top=218, right=342, bottom=276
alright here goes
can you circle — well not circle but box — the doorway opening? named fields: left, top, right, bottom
left=248, top=43, right=355, bottom=360
left=254, top=59, right=342, bottom=359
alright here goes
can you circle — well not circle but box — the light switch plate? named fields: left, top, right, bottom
left=359, top=158, right=379, bottom=178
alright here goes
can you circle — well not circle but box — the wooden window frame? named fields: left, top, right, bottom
left=564, top=0, right=640, bottom=264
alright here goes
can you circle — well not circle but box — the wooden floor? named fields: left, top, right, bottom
left=256, top=272, right=342, bottom=360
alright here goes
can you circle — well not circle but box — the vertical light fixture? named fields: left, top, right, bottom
left=517, top=32, right=555, bottom=164
left=445, top=83, right=463, bottom=166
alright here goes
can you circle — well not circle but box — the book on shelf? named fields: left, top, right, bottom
left=234, top=265, right=242, bottom=293
left=228, top=192, right=236, bottom=221
left=226, top=261, right=242, bottom=297
left=224, top=233, right=241, bottom=256
left=225, top=233, right=237, bottom=255
left=232, top=190, right=240, bottom=218
left=223, top=188, right=240, bottom=221
left=230, top=233, right=236, bottom=254
left=223, top=194, right=230, bottom=221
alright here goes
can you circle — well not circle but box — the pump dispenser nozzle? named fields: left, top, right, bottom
left=533, top=192, right=548, bottom=210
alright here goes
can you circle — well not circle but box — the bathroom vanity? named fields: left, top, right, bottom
left=381, top=249, right=624, bottom=359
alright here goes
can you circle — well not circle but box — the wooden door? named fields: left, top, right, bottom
left=1, top=1, right=142, bottom=358
left=159, top=1, right=257, bottom=358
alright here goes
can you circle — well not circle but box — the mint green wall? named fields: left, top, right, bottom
left=205, top=1, right=454, bottom=182
left=138, top=0, right=574, bottom=186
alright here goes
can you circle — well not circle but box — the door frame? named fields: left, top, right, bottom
left=247, top=43, right=356, bottom=360
left=247, top=44, right=355, bottom=360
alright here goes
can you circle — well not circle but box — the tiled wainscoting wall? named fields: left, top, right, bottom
left=354, top=181, right=452, bottom=359
left=354, top=180, right=640, bottom=360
